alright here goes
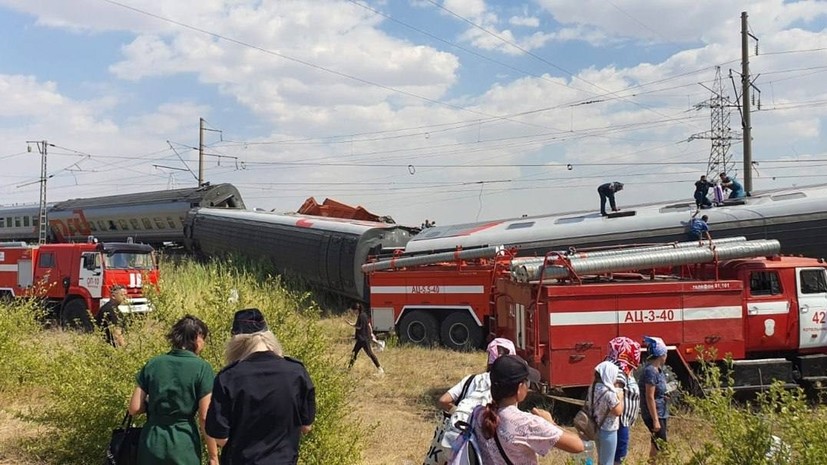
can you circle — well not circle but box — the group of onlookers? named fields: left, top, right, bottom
left=424, top=335, right=671, bottom=465
left=126, top=309, right=315, bottom=465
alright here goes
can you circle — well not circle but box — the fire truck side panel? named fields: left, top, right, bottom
left=500, top=280, right=748, bottom=388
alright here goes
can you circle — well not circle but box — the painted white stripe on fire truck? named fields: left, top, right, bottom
left=370, top=285, right=485, bottom=294
left=549, top=306, right=742, bottom=326
left=0, top=265, right=17, bottom=272
left=681, top=306, right=742, bottom=321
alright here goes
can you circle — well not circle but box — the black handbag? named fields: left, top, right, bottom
left=104, top=412, right=142, bottom=465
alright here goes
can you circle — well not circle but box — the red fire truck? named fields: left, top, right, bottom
left=366, top=238, right=827, bottom=390
left=0, top=238, right=158, bottom=331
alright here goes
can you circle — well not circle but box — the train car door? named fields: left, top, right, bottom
left=796, top=267, right=827, bottom=350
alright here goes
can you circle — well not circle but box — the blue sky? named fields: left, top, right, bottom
left=1, top=0, right=826, bottom=226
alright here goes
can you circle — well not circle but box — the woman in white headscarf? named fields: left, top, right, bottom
left=588, top=361, right=625, bottom=465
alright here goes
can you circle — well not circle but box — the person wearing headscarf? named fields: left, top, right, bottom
left=206, top=309, right=315, bottom=465
left=639, top=336, right=669, bottom=460
left=472, top=355, right=584, bottom=464
left=606, top=337, right=641, bottom=465
left=589, top=361, right=624, bottom=465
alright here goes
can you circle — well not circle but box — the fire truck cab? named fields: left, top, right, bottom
left=0, top=239, right=158, bottom=331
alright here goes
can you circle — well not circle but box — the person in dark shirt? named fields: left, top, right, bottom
left=597, top=182, right=624, bottom=217
left=346, top=302, right=383, bottom=374
left=95, top=285, right=127, bottom=347
left=693, top=175, right=714, bottom=209
left=206, top=308, right=316, bottom=465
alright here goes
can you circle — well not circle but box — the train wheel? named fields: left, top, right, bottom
left=440, top=311, right=484, bottom=351
left=60, top=299, right=94, bottom=333
left=398, top=310, right=439, bottom=346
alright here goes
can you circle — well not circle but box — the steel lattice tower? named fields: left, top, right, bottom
left=689, top=66, right=741, bottom=178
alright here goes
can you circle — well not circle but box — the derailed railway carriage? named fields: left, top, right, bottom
left=184, top=208, right=414, bottom=302
left=0, top=183, right=244, bottom=245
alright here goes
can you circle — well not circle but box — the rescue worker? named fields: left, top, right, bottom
left=95, top=284, right=127, bottom=348
left=693, top=175, right=714, bottom=209
left=688, top=213, right=712, bottom=245
left=598, top=182, right=624, bottom=217
left=206, top=308, right=315, bottom=465
left=719, top=173, right=745, bottom=199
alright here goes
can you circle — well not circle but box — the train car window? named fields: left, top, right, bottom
left=118, top=219, right=130, bottom=230
left=32, top=217, right=38, bottom=227
left=0, top=218, right=4, bottom=228
left=14, top=217, right=21, bottom=228
left=5, top=217, right=11, bottom=228
left=154, top=217, right=166, bottom=229
left=88, top=221, right=97, bottom=232
left=771, top=192, right=806, bottom=201
left=108, top=220, right=118, bottom=231
left=750, top=271, right=782, bottom=296
left=38, top=252, right=54, bottom=268
left=506, top=221, right=535, bottom=230
left=23, top=216, right=29, bottom=227
left=142, top=218, right=153, bottom=229
left=800, top=269, right=827, bottom=294
left=166, top=217, right=176, bottom=228
left=130, top=218, right=141, bottom=230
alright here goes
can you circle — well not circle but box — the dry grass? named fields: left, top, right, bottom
left=0, top=315, right=704, bottom=465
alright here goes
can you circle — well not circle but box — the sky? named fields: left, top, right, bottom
left=1, top=0, right=826, bottom=227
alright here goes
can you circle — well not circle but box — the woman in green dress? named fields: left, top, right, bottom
left=128, top=315, right=218, bottom=465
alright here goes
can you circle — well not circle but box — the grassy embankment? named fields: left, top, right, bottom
left=1, top=257, right=827, bottom=465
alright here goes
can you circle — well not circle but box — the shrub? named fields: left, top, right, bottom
left=13, top=257, right=364, bottom=465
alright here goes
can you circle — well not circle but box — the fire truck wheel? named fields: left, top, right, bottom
left=60, top=299, right=94, bottom=333
left=398, top=311, right=439, bottom=346
left=440, top=312, right=483, bottom=351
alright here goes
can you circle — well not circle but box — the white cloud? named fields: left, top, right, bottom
left=508, top=15, right=539, bottom=28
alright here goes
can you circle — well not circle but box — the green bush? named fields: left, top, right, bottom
left=658, top=357, right=827, bottom=465
left=10, top=257, right=364, bottom=465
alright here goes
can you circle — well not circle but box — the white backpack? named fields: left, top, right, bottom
left=441, top=373, right=492, bottom=448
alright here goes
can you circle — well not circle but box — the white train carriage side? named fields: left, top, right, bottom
left=405, top=183, right=827, bottom=259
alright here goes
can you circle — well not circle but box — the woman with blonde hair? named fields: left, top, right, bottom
left=206, top=308, right=315, bottom=465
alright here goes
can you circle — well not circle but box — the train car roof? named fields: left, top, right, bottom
left=49, top=183, right=242, bottom=210
left=195, top=208, right=408, bottom=235
left=405, top=183, right=827, bottom=253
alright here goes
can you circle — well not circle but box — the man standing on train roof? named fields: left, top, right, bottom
left=694, top=175, right=714, bottom=209
left=598, top=181, right=624, bottom=217
left=719, top=173, right=746, bottom=199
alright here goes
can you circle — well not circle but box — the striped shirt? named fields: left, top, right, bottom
left=617, top=371, right=640, bottom=427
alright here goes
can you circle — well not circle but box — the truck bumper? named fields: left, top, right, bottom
left=100, top=297, right=154, bottom=314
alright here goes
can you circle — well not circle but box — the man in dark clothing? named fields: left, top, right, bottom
left=346, top=302, right=383, bottom=373
left=598, top=181, right=624, bottom=216
left=693, top=175, right=714, bottom=209
left=95, top=285, right=127, bottom=347
left=206, top=309, right=316, bottom=465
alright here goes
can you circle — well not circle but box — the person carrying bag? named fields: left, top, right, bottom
left=104, top=412, right=142, bottom=465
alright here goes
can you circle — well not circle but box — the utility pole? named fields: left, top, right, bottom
left=198, top=117, right=205, bottom=187
left=741, top=11, right=759, bottom=195
left=26, top=140, right=51, bottom=244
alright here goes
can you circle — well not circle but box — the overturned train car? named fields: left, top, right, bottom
left=184, top=208, right=414, bottom=301
left=406, top=183, right=827, bottom=259
left=0, top=183, right=245, bottom=245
